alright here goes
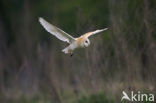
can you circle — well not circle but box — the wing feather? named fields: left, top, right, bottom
left=84, top=28, right=108, bottom=38
left=39, top=17, right=75, bottom=43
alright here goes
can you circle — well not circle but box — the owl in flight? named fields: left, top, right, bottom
left=39, top=17, right=108, bottom=56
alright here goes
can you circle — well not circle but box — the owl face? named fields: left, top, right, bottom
left=84, top=38, right=90, bottom=47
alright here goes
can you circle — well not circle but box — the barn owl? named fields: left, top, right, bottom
left=39, top=17, right=108, bottom=56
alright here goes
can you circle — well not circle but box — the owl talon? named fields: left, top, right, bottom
left=70, top=53, right=73, bottom=57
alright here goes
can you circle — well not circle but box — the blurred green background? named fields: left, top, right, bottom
left=0, top=0, right=156, bottom=103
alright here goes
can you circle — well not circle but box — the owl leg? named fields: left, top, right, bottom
left=68, top=49, right=73, bottom=57
left=70, top=52, right=73, bottom=57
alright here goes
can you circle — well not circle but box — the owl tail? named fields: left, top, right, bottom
left=62, top=46, right=74, bottom=56
left=62, top=46, right=70, bottom=54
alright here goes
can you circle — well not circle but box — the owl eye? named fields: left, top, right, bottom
left=85, top=41, right=88, bottom=43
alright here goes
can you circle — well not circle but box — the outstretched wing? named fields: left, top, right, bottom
left=83, top=28, right=108, bottom=38
left=39, top=17, right=75, bottom=43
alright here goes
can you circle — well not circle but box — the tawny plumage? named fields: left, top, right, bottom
left=39, top=17, right=108, bottom=56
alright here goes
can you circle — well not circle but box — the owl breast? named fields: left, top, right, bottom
left=75, top=36, right=86, bottom=47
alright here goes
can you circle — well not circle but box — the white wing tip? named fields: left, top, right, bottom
left=102, top=28, right=108, bottom=31
left=39, top=17, right=44, bottom=23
